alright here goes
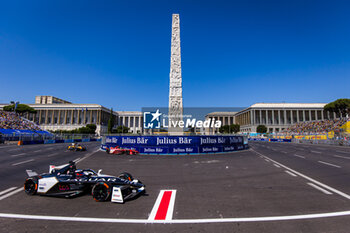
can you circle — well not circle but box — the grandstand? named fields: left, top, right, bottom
left=285, top=118, right=349, bottom=135
left=0, top=111, right=51, bottom=137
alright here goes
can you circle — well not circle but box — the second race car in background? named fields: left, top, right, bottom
left=106, top=146, right=139, bottom=155
left=67, top=143, right=86, bottom=151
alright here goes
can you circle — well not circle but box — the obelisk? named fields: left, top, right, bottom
left=168, top=14, right=183, bottom=135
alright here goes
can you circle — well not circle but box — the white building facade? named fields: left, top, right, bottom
left=0, top=96, right=143, bottom=135
left=235, top=103, right=338, bottom=133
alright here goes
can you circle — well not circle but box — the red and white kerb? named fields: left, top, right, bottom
left=148, top=190, right=177, bottom=221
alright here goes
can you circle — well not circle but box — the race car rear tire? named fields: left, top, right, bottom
left=92, top=182, right=111, bottom=202
left=106, top=148, right=110, bottom=154
left=118, top=172, right=134, bottom=181
left=24, top=177, right=38, bottom=195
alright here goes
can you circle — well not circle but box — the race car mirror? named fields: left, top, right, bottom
left=98, top=169, right=102, bottom=175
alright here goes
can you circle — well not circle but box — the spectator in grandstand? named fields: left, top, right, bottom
left=284, top=117, right=349, bottom=135
left=0, top=111, right=41, bottom=131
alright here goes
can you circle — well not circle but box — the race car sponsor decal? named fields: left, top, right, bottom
left=37, top=177, right=58, bottom=193
left=111, top=186, right=123, bottom=203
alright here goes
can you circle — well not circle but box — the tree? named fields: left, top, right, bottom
left=257, top=125, right=267, bottom=134
left=113, top=126, right=129, bottom=134
left=219, top=125, right=230, bottom=134
left=219, top=124, right=240, bottom=134
left=107, top=108, right=115, bottom=134
left=324, top=99, right=350, bottom=118
left=231, top=124, right=240, bottom=133
left=3, top=104, right=37, bottom=114
left=52, top=124, right=96, bottom=134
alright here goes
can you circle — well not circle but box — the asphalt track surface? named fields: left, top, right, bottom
left=1, top=141, right=350, bottom=232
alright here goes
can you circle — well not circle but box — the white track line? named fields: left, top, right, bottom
left=48, top=153, right=58, bottom=157
left=311, top=150, right=322, bottom=154
left=264, top=159, right=270, bottom=162
left=252, top=149, right=350, bottom=200
left=293, top=154, right=305, bottom=159
left=11, top=153, right=26, bottom=157
left=12, top=159, right=34, bottom=166
left=8, top=148, right=20, bottom=151
left=4, top=210, right=350, bottom=223
left=0, top=188, right=22, bottom=201
left=33, top=150, right=42, bottom=153
left=273, top=164, right=281, bottom=168
left=76, top=149, right=99, bottom=164
left=307, top=183, right=333, bottom=195
left=318, top=161, right=341, bottom=168
left=73, top=158, right=81, bottom=163
left=336, top=150, right=350, bottom=154
left=332, top=155, right=350, bottom=160
left=0, top=187, right=17, bottom=196
left=285, top=171, right=297, bottom=177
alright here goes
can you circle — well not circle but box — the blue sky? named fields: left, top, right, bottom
left=0, top=0, right=349, bottom=110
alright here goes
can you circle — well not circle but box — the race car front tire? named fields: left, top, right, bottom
left=118, top=172, right=134, bottom=181
left=24, top=177, right=38, bottom=195
left=92, top=182, right=111, bottom=202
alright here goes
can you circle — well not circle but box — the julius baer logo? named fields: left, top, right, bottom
left=143, top=109, right=222, bottom=129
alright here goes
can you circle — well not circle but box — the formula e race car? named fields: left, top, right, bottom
left=106, top=146, right=139, bottom=155
left=67, top=143, right=86, bottom=151
left=24, top=161, right=145, bottom=203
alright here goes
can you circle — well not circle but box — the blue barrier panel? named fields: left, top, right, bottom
left=44, top=140, right=55, bottom=144
left=105, top=135, right=247, bottom=154
left=23, top=140, right=44, bottom=145
left=64, top=139, right=74, bottom=143
left=82, top=138, right=91, bottom=142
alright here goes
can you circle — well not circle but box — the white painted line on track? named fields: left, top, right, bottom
left=273, top=164, right=281, bottom=168
left=332, top=155, right=350, bottom=160
left=252, top=149, right=350, bottom=200
left=148, top=190, right=177, bottom=221
left=264, top=159, right=270, bottom=162
left=11, top=153, right=26, bottom=157
left=0, top=188, right=22, bottom=201
left=311, top=150, right=322, bottom=154
left=12, top=159, right=34, bottom=166
left=281, top=151, right=287, bottom=154
left=285, top=171, right=297, bottom=177
left=33, top=150, right=42, bottom=153
left=0, top=187, right=17, bottom=196
left=318, top=161, right=341, bottom=168
left=73, top=158, right=81, bottom=163
left=8, top=148, right=20, bottom=151
left=307, top=183, right=333, bottom=195
left=293, top=154, right=305, bottom=159
left=4, top=210, right=350, bottom=223
left=336, top=150, right=350, bottom=154
left=48, top=153, right=58, bottom=157
left=76, top=149, right=99, bottom=164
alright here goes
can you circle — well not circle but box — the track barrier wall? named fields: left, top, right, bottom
left=103, top=135, right=249, bottom=154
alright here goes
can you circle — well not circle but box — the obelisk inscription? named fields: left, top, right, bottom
left=168, top=14, right=183, bottom=135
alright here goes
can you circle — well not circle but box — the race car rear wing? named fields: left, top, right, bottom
left=26, top=170, right=38, bottom=177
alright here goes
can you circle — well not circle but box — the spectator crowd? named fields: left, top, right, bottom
left=285, top=117, right=349, bottom=134
left=0, top=111, right=41, bottom=131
